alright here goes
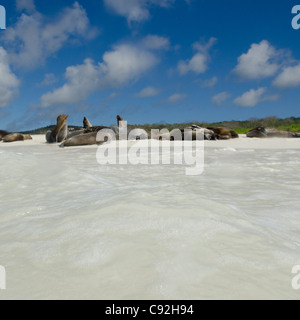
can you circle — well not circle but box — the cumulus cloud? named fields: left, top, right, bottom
left=142, top=35, right=170, bottom=50
left=40, top=40, right=162, bottom=108
left=212, top=91, right=231, bottom=106
left=168, top=93, right=187, bottom=103
left=41, top=59, right=100, bottom=108
left=0, top=47, right=20, bottom=108
left=38, top=73, right=57, bottom=87
left=273, top=64, right=300, bottom=88
left=135, top=86, right=160, bottom=97
left=234, top=40, right=280, bottom=80
left=234, top=87, right=279, bottom=107
left=100, top=44, right=158, bottom=88
left=178, top=37, right=217, bottom=75
left=3, top=2, right=97, bottom=69
left=103, top=0, right=175, bottom=23
left=201, top=76, right=218, bottom=88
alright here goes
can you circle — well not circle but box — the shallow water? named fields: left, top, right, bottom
left=0, top=141, right=300, bottom=300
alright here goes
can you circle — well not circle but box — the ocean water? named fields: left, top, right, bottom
left=0, top=141, right=300, bottom=300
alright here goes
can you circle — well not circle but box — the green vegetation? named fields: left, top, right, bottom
left=22, top=116, right=300, bottom=135
left=129, top=116, right=300, bottom=133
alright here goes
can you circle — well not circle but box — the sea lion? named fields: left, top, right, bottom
left=247, top=127, right=300, bottom=138
left=82, top=117, right=109, bottom=133
left=62, top=131, right=98, bottom=147
left=0, top=130, right=11, bottom=141
left=61, top=116, right=111, bottom=147
left=207, top=127, right=239, bottom=140
left=2, top=133, right=32, bottom=143
left=62, top=127, right=115, bottom=147
left=117, top=115, right=126, bottom=128
left=246, top=127, right=267, bottom=138
left=83, top=117, right=92, bottom=129
left=181, top=125, right=217, bottom=141
left=46, top=115, right=69, bottom=143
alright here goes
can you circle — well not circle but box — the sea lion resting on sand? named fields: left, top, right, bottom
left=46, top=115, right=69, bottom=143
left=62, top=127, right=111, bottom=147
left=207, top=127, right=239, bottom=140
left=246, top=127, right=300, bottom=138
left=0, top=130, right=32, bottom=143
left=61, top=116, right=111, bottom=147
left=178, top=125, right=217, bottom=141
left=2, top=133, right=32, bottom=143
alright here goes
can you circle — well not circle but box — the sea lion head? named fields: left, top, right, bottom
left=54, top=115, right=68, bottom=135
left=57, top=114, right=68, bottom=125
left=117, top=115, right=126, bottom=128
left=83, top=117, right=92, bottom=129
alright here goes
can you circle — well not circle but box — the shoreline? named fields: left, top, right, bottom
left=1, top=134, right=300, bottom=150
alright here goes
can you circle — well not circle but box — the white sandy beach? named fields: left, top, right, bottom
left=0, top=135, right=300, bottom=299
left=2, top=133, right=300, bottom=149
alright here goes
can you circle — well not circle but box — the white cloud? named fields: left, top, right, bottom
left=40, top=40, right=161, bottom=108
left=41, top=59, right=100, bottom=108
left=178, top=53, right=208, bottom=75
left=3, top=2, right=97, bottom=69
left=234, top=40, right=280, bottom=80
left=178, top=37, right=217, bottom=75
left=201, top=76, right=218, bottom=88
left=38, top=73, right=57, bottom=87
left=103, top=0, right=175, bottom=23
left=192, top=37, right=217, bottom=53
left=234, top=87, right=279, bottom=107
left=168, top=93, right=187, bottom=103
left=273, top=64, right=300, bottom=88
left=142, top=35, right=170, bottom=50
left=100, top=44, right=158, bottom=88
left=135, top=86, right=160, bottom=97
left=212, top=92, right=231, bottom=106
left=0, top=47, right=20, bottom=108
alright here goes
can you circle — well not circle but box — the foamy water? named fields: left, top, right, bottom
left=0, top=136, right=300, bottom=300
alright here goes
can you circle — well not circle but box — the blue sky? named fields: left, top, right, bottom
left=0, top=0, right=300, bottom=131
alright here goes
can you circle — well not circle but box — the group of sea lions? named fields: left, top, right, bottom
left=246, top=127, right=300, bottom=138
left=0, top=130, right=32, bottom=143
left=46, top=114, right=116, bottom=147
left=44, top=115, right=242, bottom=147
left=1, top=115, right=300, bottom=145
left=40, top=115, right=300, bottom=146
